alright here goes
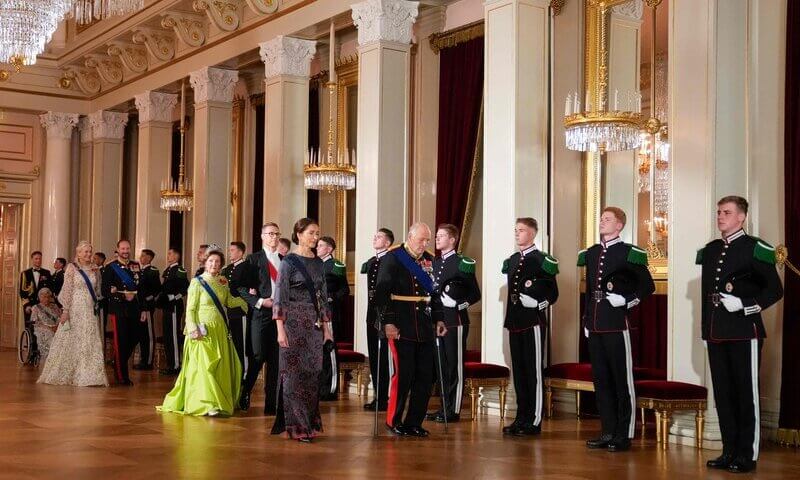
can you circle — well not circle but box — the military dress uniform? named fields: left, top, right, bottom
left=503, top=245, right=559, bottom=434
left=578, top=237, right=654, bottom=447
left=51, top=268, right=65, bottom=298
left=19, top=266, right=52, bottom=323
left=135, top=264, right=161, bottom=369
left=320, top=256, right=350, bottom=400
left=374, top=245, right=441, bottom=435
left=221, top=258, right=249, bottom=376
left=158, top=263, right=189, bottom=374
left=362, top=249, right=390, bottom=410
left=102, top=259, right=143, bottom=384
left=697, top=229, right=783, bottom=470
left=429, top=250, right=481, bottom=421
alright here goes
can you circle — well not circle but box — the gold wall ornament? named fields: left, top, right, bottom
left=0, top=70, right=9, bottom=82
left=550, top=0, right=567, bottom=16
left=58, top=75, right=72, bottom=89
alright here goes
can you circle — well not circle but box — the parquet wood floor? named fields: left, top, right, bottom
left=1, top=350, right=798, bottom=479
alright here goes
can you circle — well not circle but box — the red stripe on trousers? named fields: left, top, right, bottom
left=386, top=338, right=400, bottom=427
left=109, top=314, right=123, bottom=382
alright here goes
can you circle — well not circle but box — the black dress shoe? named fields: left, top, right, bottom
left=727, top=459, right=756, bottom=473
left=706, top=453, right=734, bottom=469
left=426, top=411, right=443, bottom=421
left=586, top=434, right=614, bottom=449
left=607, top=438, right=631, bottom=452
left=119, top=379, right=134, bottom=386
left=298, top=437, right=312, bottom=444
left=512, top=425, right=541, bottom=436
left=388, top=424, right=410, bottom=436
left=434, top=413, right=461, bottom=423
left=365, top=401, right=388, bottom=412
left=406, top=426, right=430, bottom=437
left=238, top=391, right=251, bottom=411
left=502, top=420, right=521, bottom=434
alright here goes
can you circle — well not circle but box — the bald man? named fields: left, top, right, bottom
left=374, top=223, right=446, bottom=437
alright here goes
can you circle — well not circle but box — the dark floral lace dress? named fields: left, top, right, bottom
left=271, top=253, right=330, bottom=439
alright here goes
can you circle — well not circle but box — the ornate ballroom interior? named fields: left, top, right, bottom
left=1, top=0, right=799, bottom=477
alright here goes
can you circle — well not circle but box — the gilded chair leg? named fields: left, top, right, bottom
left=545, top=385, right=553, bottom=418
left=696, top=409, right=705, bottom=450
left=640, top=407, right=647, bottom=438
left=499, top=384, right=507, bottom=420
left=338, top=370, right=346, bottom=398
left=661, top=410, right=671, bottom=450
left=470, top=384, right=479, bottom=422
left=576, top=391, right=581, bottom=418
left=655, top=410, right=662, bottom=444
left=356, top=367, right=363, bottom=397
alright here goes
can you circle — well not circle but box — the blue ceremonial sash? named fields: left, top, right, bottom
left=393, top=247, right=434, bottom=294
left=110, top=262, right=136, bottom=290
left=196, top=276, right=232, bottom=338
left=74, top=263, right=99, bottom=314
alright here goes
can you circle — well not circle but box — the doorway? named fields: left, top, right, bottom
left=0, top=202, right=21, bottom=349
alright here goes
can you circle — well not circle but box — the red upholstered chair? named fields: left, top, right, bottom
left=464, top=362, right=510, bottom=421
left=336, top=349, right=367, bottom=397
left=635, top=380, right=708, bottom=449
left=543, top=363, right=595, bottom=418
left=336, top=342, right=354, bottom=351
left=465, top=350, right=481, bottom=363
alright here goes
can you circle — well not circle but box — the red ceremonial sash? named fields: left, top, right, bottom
left=267, top=258, right=278, bottom=282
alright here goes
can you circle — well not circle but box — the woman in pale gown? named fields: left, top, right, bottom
left=30, top=288, right=61, bottom=362
left=38, top=241, right=108, bottom=387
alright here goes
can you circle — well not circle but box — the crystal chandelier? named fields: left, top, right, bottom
left=0, top=0, right=71, bottom=65
left=72, top=0, right=145, bottom=25
left=160, top=80, right=194, bottom=212
left=564, top=89, right=643, bottom=152
left=304, top=22, right=356, bottom=192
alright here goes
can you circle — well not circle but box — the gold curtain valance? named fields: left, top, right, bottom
left=429, top=21, right=484, bottom=54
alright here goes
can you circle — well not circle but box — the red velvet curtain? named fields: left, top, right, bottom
left=434, top=37, right=484, bottom=241
left=779, top=1, right=800, bottom=433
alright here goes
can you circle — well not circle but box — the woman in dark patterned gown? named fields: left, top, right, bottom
left=271, top=218, right=333, bottom=442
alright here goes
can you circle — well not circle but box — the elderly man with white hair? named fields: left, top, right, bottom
left=373, top=222, right=447, bottom=437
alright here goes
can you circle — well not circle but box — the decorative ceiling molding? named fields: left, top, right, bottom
left=244, top=0, right=279, bottom=15
left=161, top=11, right=207, bottom=48
left=193, top=0, right=241, bottom=32
left=132, top=26, right=176, bottom=62
left=107, top=41, right=149, bottom=73
left=64, top=67, right=101, bottom=95
left=549, top=0, right=566, bottom=16
left=85, top=54, right=125, bottom=85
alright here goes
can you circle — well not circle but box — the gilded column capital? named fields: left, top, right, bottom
left=351, top=0, right=419, bottom=47
left=135, top=91, right=178, bottom=123
left=189, top=66, right=239, bottom=103
left=89, top=110, right=129, bottom=140
left=39, top=112, right=79, bottom=140
left=258, top=36, right=316, bottom=79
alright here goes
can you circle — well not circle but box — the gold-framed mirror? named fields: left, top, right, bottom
left=336, top=55, right=358, bottom=283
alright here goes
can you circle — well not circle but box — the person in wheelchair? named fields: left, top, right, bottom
left=30, top=288, right=61, bottom=362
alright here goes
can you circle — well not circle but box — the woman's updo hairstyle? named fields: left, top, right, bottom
left=206, top=250, right=225, bottom=264
left=292, top=217, right=318, bottom=245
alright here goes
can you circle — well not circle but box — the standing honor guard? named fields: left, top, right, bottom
left=102, top=240, right=142, bottom=386
left=501, top=218, right=559, bottom=436
left=20, top=251, right=52, bottom=323
left=374, top=223, right=446, bottom=437
left=426, top=224, right=481, bottom=423
left=699, top=196, right=783, bottom=473
left=221, top=241, right=250, bottom=377
left=317, top=236, right=350, bottom=400
left=158, top=248, right=189, bottom=376
left=51, top=258, right=67, bottom=298
left=580, top=207, right=654, bottom=452
left=238, top=223, right=283, bottom=414
left=362, top=228, right=394, bottom=412
left=134, top=249, right=160, bottom=371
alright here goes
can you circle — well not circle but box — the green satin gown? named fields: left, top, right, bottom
left=157, top=273, right=247, bottom=416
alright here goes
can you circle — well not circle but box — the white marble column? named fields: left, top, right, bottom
left=134, top=91, right=177, bottom=268
left=78, top=118, right=93, bottom=243
left=189, top=67, right=238, bottom=253
left=259, top=36, right=316, bottom=231
left=39, top=112, right=79, bottom=263
left=481, top=0, right=550, bottom=367
left=88, top=110, right=128, bottom=255
left=351, top=0, right=419, bottom=355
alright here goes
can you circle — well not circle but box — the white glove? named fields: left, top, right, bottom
left=458, top=302, right=470, bottom=311
left=519, top=294, right=539, bottom=309
left=720, top=293, right=744, bottom=312
left=606, top=293, right=626, bottom=308
left=441, top=292, right=457, bottom=308
left=167, top=294, right=175, bottom=301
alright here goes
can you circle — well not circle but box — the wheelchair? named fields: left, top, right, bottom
left=18, top=319, right=40, bottom=366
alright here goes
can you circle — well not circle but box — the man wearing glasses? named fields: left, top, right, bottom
left=239, top=223, right=283, bottom=414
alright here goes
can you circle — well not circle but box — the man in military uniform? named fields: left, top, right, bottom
left=102, top=240, right=142, bottom=386
left=500, top=218, right=559, bottom=436
left=238, top=223, right=282, bottom=414
left=316, top=236, right=350, bottom=400
left=19, top=251, right=52, bottom=324
left=158, top=247, right=189, bottom=376
left=221, top=241, right=249, bottom=377
left=134, top=249, right=160, bottom=371
left=93, top=252, right=109, bottom=353
left=579, top=207, right=655, bottom=451
left=374, top=222, right=446, bottom=437
left=51, top=258, right=67, bottom=298
left=699, top=196, right=783, bottom=473
left=426, top=224, right=481, bottom=423
left=362, top=228, right=394, bottom=412
left=195, top=244, right=209, bottom=277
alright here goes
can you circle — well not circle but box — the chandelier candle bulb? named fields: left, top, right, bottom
left=329, top=22, right=336, bottom=84
left=614, top=89, right=619, bottom=111
left=565, top=94, right=571, bottom=116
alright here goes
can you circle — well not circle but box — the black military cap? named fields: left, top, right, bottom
left=721, top=270, right=763, bottom=299
left=600, top=269, right=638, bottom=296
left=517, top=275, right=556, bottom=301
left=441, top=277, right=469, bottom=303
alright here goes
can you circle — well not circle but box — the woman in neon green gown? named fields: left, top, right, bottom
left=157, top=250, right=247, bottom=416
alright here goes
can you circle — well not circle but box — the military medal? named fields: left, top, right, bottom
left=607, top=282, right=614, bottom=291
left=725, top=282, right=733, bottom=293
left=524, top=280, right=533, bottom=288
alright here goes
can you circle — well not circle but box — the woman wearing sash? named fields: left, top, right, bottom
left=271, top=218, right=333, bottom=442
left=157, top=250, right=247, bottom=416
left=38, top=241, right=108, bottom=386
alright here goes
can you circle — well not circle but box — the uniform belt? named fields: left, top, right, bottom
left=118, top=290, right=138, bottom=295
left=391, top=294, right=431, bottom=303
left=709, top=293, right=721, bottom=306
left=591, top=290, right=605, bottom=301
